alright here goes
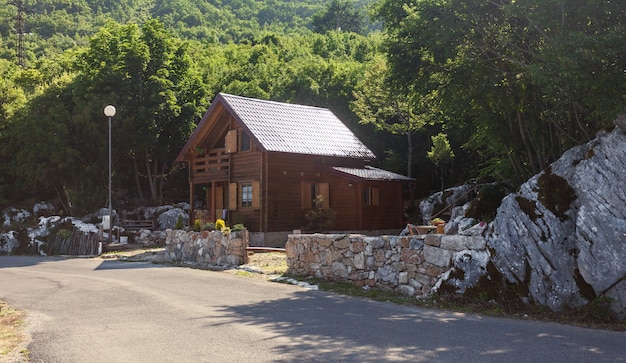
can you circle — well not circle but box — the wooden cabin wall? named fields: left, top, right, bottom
left=360, top=181, right=406, bottom=230
left=326, top=173, right=360, bottom=230
left=265, top=152, right=323, bottom=232
left=228, top=148, right=263, bottom=231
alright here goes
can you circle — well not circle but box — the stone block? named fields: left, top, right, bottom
left=399, top=285, right=415, bottom=296
left=423, top=264, right=448, bottom=277
left=424, top=245, right=453, bottom=267
left=401, top=249, right=421, bottom=264
left=414, top=273, right=434, bottom=286
left=399, top=271, right=409, bottom=285
left=409, top=279, right=423, bottom=290
left=424, top=234, right=441, bottom=247
left=333, top=237, right=351, bottom=249
left=332, top=261, right=349, bottom=278
left=318, top=238, right=332, bottom=248
left=351, top=240, right=365, bottom=253
left=440, top=235, right=487, bottom=251
left=354, top=252, right=365, bottom=269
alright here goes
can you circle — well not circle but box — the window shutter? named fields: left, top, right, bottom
left=228, top=183, right=237, bottom=210
left=372, top=187, right=380, bottom=206
left=215, top=186, right=224, bottom=209
left=225, top=130, right=238, bottom=153
left=251, top=181, right=260, bottom=209
left=318, top=183, right=330, bottom=209
left=301, top=182, right=312, bottom=210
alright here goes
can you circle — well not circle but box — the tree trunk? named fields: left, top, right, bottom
left=146, top=152, right=157, bottom=201
left=407, top=130, right=412, bottom=178
left=132, top=155, right=145, bottom=201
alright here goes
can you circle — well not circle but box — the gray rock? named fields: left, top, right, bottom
left=614, top=114, right=626, bottom=133
left=445, top=249, right=491, bottom=294
left=419, top=184, right=476, bottom=224
left=424, top=245, right=453, bottom=267
left=157, top=208, right=188, bottom=230
left=2, top=207, right=31, bottom=227
left=487, top=127, right=626, bottom=316
left=0, top=231, right=19, bottom=254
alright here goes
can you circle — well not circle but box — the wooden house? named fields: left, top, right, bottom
left=176, top=93, right=414, bottom=246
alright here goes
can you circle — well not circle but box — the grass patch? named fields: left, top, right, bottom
left=0, top=300, right=28, bottom=360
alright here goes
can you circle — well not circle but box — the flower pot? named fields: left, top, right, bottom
left=436, top=223, right=445, bottom=234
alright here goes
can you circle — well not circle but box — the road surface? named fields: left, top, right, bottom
left=0, top=256, right=624, bottom=362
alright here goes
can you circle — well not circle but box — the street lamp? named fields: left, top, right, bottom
left=104, top=105, right=116, bottom=244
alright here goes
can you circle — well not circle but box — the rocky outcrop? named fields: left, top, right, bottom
left=488, top=127, right=626, bottom=317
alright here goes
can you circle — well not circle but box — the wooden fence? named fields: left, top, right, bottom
left=47, top=231, right=101, bottom=256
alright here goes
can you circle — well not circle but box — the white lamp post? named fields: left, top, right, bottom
left=104, top=105, right=116, bottom=243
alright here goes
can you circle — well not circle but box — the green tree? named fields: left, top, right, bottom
left=312, top=0, right=366, bottom=35
left=74, top=20, right=207, bottom=202
left=375, top=0, right=626, bottom=185
left=427, top=132, right=454, bottom=192
left=351, top=56, right=430, bottom=180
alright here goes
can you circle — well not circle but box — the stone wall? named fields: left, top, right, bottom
left=286, top=233, right=487, bottom=297
left=165, top=229, right=246, bottom=267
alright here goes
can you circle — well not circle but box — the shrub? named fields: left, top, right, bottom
left=175, top=215, right=184, bottom=229
left=215, top=219, right=226, bottom=231
left=305, top=195, right=336, bottom=232
left=232, top=223, right=245, bottom=232
left=193, top=219, right=202, bottom=232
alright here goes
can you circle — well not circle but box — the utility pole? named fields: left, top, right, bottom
left=7, top=0, right=30, bottom=68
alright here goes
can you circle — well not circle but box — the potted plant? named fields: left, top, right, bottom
left=431, top=218, right=446, bottom=234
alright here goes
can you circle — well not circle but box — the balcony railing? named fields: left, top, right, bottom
left=191, top=148, right=229, bottom=182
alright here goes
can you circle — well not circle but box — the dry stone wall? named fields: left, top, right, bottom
left=286, top=233, right=487, bottom=297
left=165, top=229, right=246, bottom=267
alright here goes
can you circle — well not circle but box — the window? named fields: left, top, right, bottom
left=241, top=184, right=253, bottom=208
left=229, top=181, right=260, bottom=210
left=363, top=187, right=380, bottom=207
left=301, top=182, right=329, bottom=210
left=240, top=131, right=251, bottom=151
left=225, top=129, right=251, bottom=153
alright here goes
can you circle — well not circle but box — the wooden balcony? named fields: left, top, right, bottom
left=190, top=148, right=229, bottom=183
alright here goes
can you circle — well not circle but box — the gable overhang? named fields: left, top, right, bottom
left=330, top=166, right=415, bottom=183
left=176, top=95, right=234, bottom=163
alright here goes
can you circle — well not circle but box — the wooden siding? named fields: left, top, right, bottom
left=359, top=181, right=405, bottom=230
left=226, top=147, right=263, bottom=231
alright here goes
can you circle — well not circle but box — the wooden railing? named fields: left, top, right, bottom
left=191, top=148, right=229, bottom=182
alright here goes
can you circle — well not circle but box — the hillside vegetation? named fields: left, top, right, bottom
left=0, top=0, right=624, bottom=217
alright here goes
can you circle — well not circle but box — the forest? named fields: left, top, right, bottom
left=0, top=0, right=624, bottom=217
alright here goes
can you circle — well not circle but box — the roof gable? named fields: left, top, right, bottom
left=179, top=93, right=376, bottom=161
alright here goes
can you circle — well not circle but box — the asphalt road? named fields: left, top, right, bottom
left=0, top=256, right=624, bottom=362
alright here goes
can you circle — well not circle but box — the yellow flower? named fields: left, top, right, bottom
left=215, top=219, right=226, bottom=231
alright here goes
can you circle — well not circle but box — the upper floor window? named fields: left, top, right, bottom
left=240, top=131, right=251, bottom=151
left=225, top=129, right=252, bottom=153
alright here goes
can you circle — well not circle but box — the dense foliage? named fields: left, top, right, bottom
left=0, top=0, right=624, bottom=216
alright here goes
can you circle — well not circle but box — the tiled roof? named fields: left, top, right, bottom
left=332, top=166, right=414, bottom=181
left=220, top=93, right=376, bottom=159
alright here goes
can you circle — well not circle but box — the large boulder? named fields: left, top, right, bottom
left=487, top=127, right=626, bottom=317
left=157, top=208, right=188, bottom=230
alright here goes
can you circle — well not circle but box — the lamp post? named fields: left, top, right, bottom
left=104, top=105, right=116, bottom=243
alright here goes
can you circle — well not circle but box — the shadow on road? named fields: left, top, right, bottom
left=210, top=289, right=623, bottom=362
left=94, top=259, right=170, bottom=270
left=0, top=255, right=67, bottom=268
